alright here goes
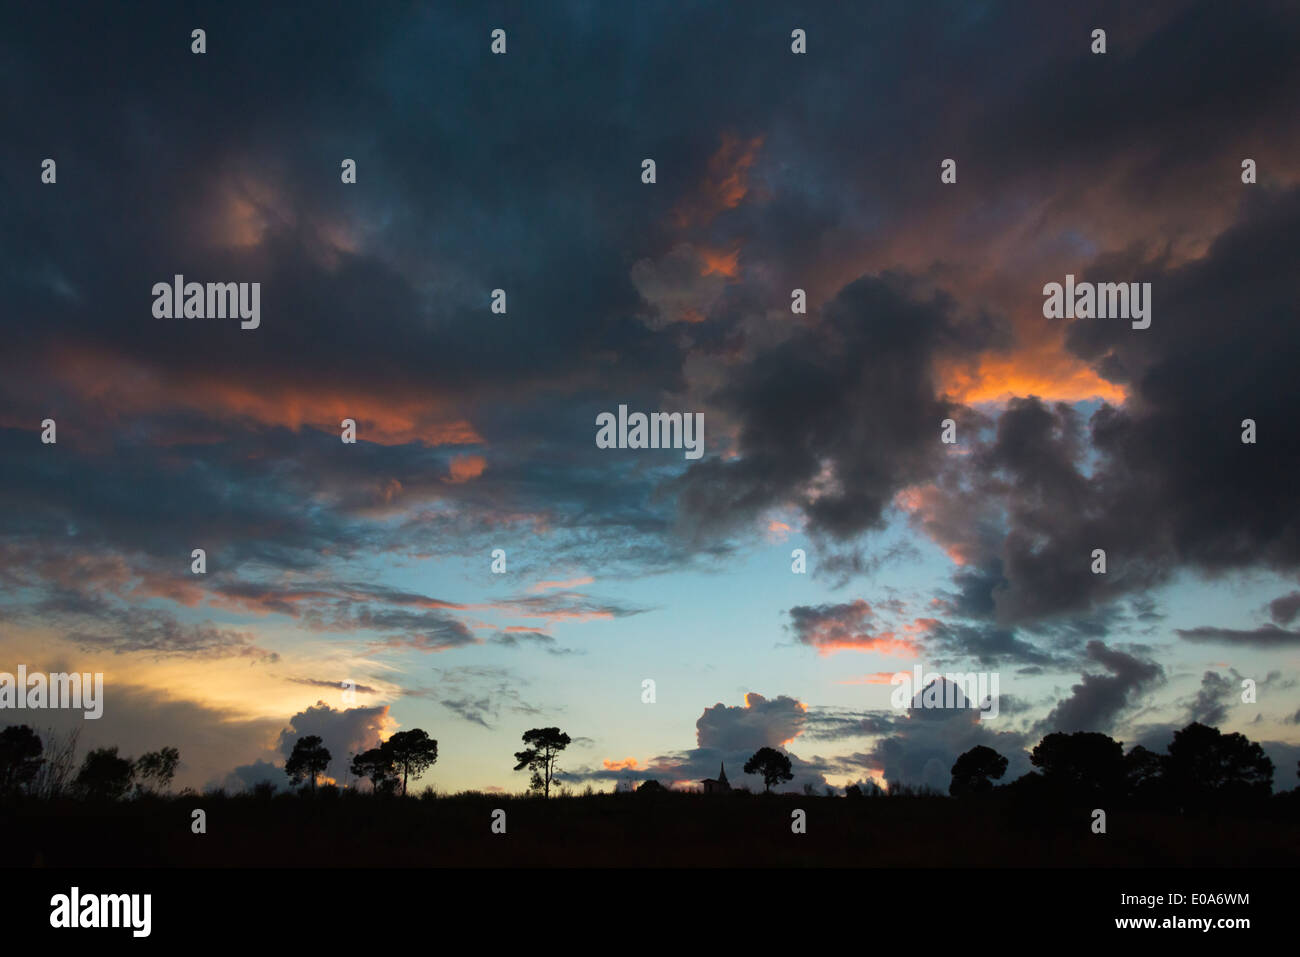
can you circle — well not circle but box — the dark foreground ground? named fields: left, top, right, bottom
left=8, top=790, right=1300, bottom=867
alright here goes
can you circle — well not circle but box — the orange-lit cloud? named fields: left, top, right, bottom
left=765, top=519, right=792, bottom=543
left=48, top=347, right=482, bottom=447
left=814, top=634, right=919, bottom=657
left=603, top=757, right=640, bottom=771
left=672, top=132, right=764, bottom=229
left=936, top=345, right=1127, bottom=405
left=697, top=245, right=741, bottom=278
left=790, top=599, right=923, bottom=657
left=444, top=454, right=487, bottom=484
left=528, top=576, right=595, bottom=593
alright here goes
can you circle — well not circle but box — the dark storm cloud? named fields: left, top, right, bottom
left=0, top=428, right=362, bottom=571
left=4, top=0, right=1294, bottom=612
left=2, top=0, right=1299, bottom=791
left=915, top=397, right=1169, bottom=625
left=2, top=1, right=745, bottom=589
left=1066, top=189, right=1300, bottom=573
left=924, top=620, right=1067, bottom=669
left=1036, top=640, right=1163, bottom=734
left=1269, top=591, right=1300, bottom=626
left=944, top=562, right=1006, bottom=620
left=672, top=274, right=1006, bottom=540
left=898, top=186, right=1300, bottom=634
left=969, top=0, right=1300, bottom=191
left=1186, top=670, right=1236, bottom=727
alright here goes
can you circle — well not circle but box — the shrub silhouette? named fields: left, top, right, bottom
left=73, top=746, right=134, bottom=801
left=135, top=746, right=180, bottom=795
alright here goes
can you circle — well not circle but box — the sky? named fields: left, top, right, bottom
left=2, top=0, right=1299, bottom=796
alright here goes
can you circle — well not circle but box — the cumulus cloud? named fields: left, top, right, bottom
left=1037, top=641, right=1163, bottom=735
left=275, top=701, right=394, bottom=784
left=834, top=679, right=1030, bottom=793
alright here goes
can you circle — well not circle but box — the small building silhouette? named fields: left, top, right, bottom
left=702, top=762, right=731, bottom=794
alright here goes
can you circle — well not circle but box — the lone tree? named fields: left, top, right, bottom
left=74, top=746, right=135, bottom=801
left=135, top=746, right=180, bottom=795
left=744, top=747, right=794, bottom=793
left=513, top=727, right=571, bottom=797
left=0, top=725, right=44, bottom=796
left=285, top=735, right=332, bottom=794
left=351, top=746, right=397, bottom=794
left=949, top=745, right=1008, bottom=796
left=383, top=729, right=438, bottom=796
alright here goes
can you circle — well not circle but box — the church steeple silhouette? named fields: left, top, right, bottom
left=703, top=761, right=731, bottom=793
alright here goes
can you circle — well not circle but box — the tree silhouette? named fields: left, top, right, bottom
left=636, top=779, right=665, bottom=793
left=134, top=746, right=180, bottom=795
left=285, top=735, right=332, bottom=794
left=1165, top=722, right=1273, bottom=805
left=513, top=727, right=571, bottom=797
left=1122, top=744, right=1168, bottom=805
left=350, top=746, right=397, bottom=794
left=1030, top=731, right=1125, bottom=799
left=0, top=725, right=44, bottom=796
left=743, top=747, right=794, bottom=793
left=73, top=746, right=135, bottom=801
left=949, top=745, right=1008, bottom=796
left=383, top=729, right=438, bottom=796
